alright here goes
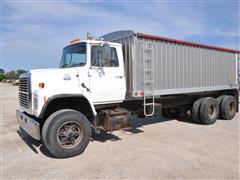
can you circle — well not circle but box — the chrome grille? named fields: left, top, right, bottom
left=19, top=78, right=30, bottom=108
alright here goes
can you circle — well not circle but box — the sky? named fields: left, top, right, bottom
left=1, top=0, right=240, bottom=72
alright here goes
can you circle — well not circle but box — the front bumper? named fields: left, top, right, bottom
left=16, top=109, right=41, bottom=140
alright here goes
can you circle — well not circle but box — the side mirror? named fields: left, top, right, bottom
left=90, top=43, right=110, bottom=70
left=101, top=44, right=110, bottom=60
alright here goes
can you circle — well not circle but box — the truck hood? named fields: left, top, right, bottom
left=23, top=67, right=81, bottom=95
left=29, top=68, right=59, bottom=73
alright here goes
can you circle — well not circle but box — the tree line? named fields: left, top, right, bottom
left=0, top=68, right=27, bottom=81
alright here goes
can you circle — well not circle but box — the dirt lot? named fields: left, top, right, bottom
left=1, top=83, right=239, bottom=179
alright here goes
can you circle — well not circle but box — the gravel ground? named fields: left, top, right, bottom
left=1, top=83, right=240, bottom=179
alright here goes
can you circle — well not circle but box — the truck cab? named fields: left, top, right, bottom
left=16, top=39, right=127, bottom=158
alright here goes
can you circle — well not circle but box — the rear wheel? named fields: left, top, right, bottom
left=220, top=96, right=237, bottom=120
left=217, top=95, right=225, bottom=106
left=199, top=97, right=219, bottom=125
left=217, top=95, right=225, bottom=118
left=42, top=109, right=91, bottom=158
left=192, top=98, right=204, bottom=123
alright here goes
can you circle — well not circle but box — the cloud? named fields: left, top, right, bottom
left=3, top=1, right=210, bottom=40
left=2, top=1, right=239, bottom=71
left=213, top=29, right=239, bottom=38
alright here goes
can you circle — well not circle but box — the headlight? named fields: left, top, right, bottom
left=34, top=94, right=38, bottom=110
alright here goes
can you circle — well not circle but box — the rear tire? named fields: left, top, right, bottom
left=42, top=109, right=91, bottom=158
left=217, top=95, right=225, bottom=106
left=199, top=97, right=219, bottom=125
left=192, top=98, right=204, bottom=123
left=220, top=96, right=237, bottom=120
left=217, top=95, right=225, bottom=119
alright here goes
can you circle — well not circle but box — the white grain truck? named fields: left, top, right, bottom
left=16, top=30, right=239, bottom=158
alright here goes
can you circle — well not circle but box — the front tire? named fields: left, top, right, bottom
left=42, top=109, right=91, bottom=158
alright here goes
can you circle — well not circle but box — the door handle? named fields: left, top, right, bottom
left=115, top=75, right=123, bottom=79
left=88, top=72, right=92, bottom=77
left=81, top=83, right=90, bottom=92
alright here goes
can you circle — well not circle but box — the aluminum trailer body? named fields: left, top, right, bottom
left=101, top=30, right=239, bottom=99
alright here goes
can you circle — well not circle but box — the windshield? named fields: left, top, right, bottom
left=60, top=42, right=86, bottom=68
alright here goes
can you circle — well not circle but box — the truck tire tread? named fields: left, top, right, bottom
left=199, top=97, right=219, bottom=125
left=220, top=96, right=237, bottom=120
left=192, top=98, right=205, bottom=123
left=42, top=109, right=91, bottom=158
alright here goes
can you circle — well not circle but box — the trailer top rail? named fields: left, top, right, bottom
left=101, top=30, right=240, bottom=54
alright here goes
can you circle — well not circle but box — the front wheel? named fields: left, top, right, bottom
left=42, top=109, right=91, bottom=158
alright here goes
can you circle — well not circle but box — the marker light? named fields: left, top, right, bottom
left=134, top=91, right=144, bottom=97
left=39, top=83, right=45, bottom=89
left=139, top=91, right=144, bottom=96
left=69, top=38, right=80, bottom=44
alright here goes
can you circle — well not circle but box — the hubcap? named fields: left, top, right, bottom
left=57, top=122, right=82, bottom=148
left=228, top=101, right=236, bottom=114
left=208, top=104, right=216, bottom=119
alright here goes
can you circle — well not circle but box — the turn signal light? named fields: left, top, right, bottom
left=39, top=83, right=45, bottom=88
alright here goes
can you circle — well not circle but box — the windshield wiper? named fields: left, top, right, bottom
left=61, top=64, right=69, bottom=68
left=71, top=63, right=85, bottom=67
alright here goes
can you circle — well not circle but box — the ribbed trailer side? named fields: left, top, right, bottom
left=101, top=31, right=239, bottom=99
left=135, top=37, right=237, bottom=94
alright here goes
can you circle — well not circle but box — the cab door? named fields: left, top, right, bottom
left=88, top=44, right=126, bottom=104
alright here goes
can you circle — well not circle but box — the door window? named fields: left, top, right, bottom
left=91, top=46, right=119, bottom=67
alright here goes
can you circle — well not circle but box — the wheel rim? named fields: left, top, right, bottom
left=57, top=121, right=83, bottom=148
left=208, top=104, right=217, bottom=119
left=228, top=101, right=236, bottom=114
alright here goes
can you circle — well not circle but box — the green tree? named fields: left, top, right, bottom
left=0, top=68, right=4, bottom=81
left=0, top=68, right=4, bottom=74
left=16, top=69, right=27, bottom=79
left=5, top=71, right=16, bottom=80
left=0, top=73, right=4, bottom=81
